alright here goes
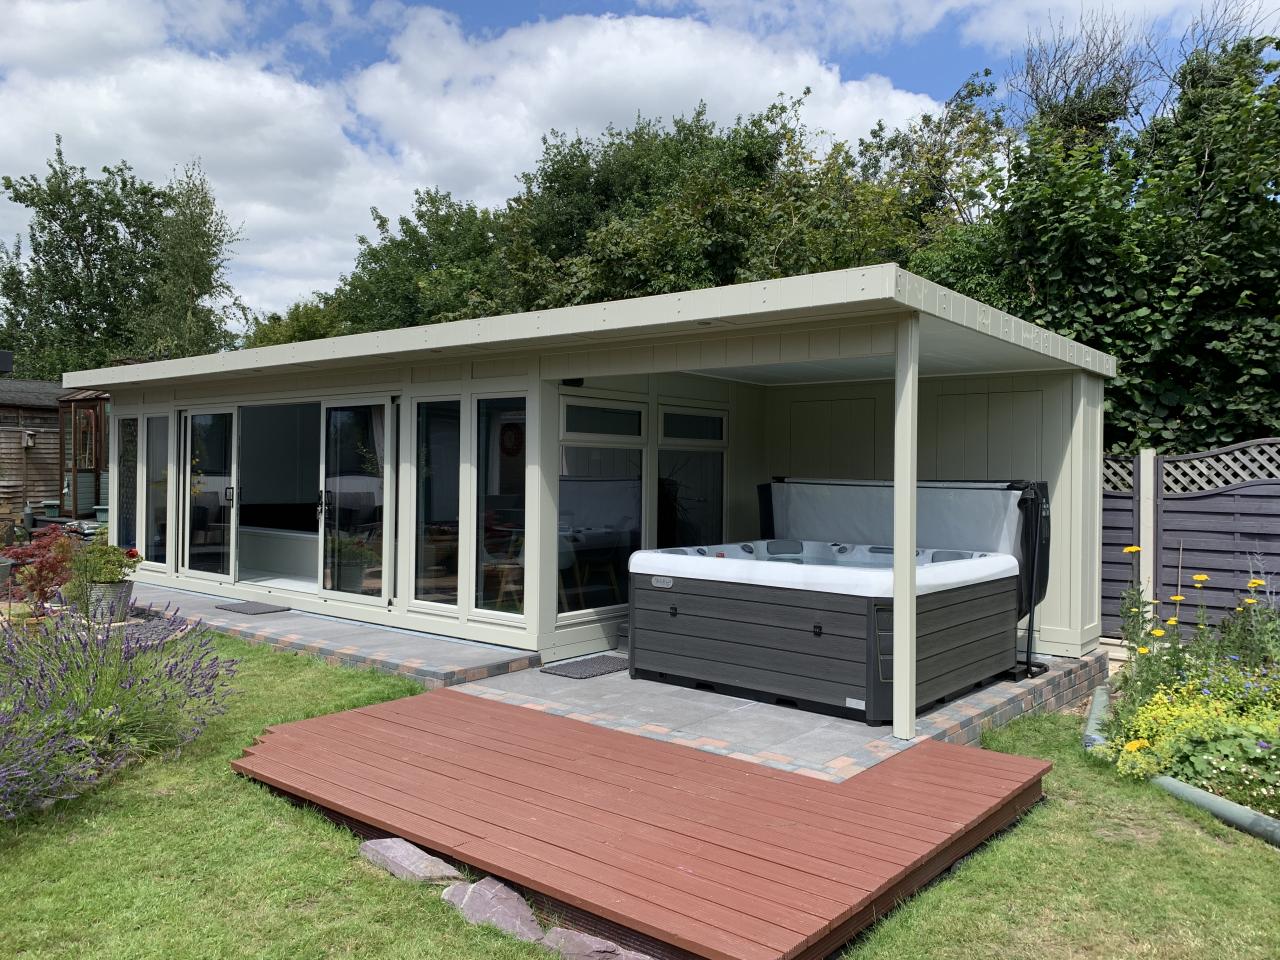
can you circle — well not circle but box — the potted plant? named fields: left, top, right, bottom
left=329, top=533, right=379, bottom=592
left=2, top=526, right=74, bottom=619
left=65, top=530, right=142, bottom=622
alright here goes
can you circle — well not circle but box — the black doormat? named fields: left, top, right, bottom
left=214, top=601, right=291, bottom=616
left=540, top=654, right=629, bottom=679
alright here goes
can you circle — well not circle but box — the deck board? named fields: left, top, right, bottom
left=232, top=688, right=1050, bottom=960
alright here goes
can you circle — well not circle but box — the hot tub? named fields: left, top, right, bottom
left=626, top=479, right=1049, bottom=725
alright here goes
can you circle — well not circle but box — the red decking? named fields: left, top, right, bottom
left=232, top=689, right=1050, bottom=960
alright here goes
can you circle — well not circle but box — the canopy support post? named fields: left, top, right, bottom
left=893, top=312, right=920, bottom=741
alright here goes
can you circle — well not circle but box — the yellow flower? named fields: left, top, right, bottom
left=1247, top=578, right=1265, bottom=589
left=1192, top=573, right=1210, bottom=582
left=1166, top=617, right=1178, bottom=625
left=1137, top=646, right=1150, bottom=655
left=1150, top=628, right=1166, bottom=638
left=1236, top=607, right=1244, bottom=612
left=1124, top=739, right=1150, bottom=752
left=1244, top=597, right=1258, bottom=605
left=1169, top=594, right=1186, bottom=602
left=1123, top=545, right=1141, bottom=554
left=1193, top=583, right=1203, bottom=589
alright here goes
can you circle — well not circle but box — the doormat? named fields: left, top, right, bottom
left=540, top=654, right=629, bottom=679
left=214, top=601, right=291, bottom=616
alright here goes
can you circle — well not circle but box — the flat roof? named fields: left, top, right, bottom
left=63, top=264, right=1116, bottom=390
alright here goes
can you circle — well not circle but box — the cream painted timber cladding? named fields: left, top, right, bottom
left=74, top=265, right=1114, bottom=663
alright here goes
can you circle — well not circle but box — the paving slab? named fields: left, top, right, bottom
left=132, top=583, right=538, bottom=686
left=458, top=649, right=1109, bottom=780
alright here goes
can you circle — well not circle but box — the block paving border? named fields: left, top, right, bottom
left=462, top=649, right=1109, bottom=781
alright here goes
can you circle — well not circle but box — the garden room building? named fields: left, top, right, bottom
left=65, top=264, right=1115, bottom=737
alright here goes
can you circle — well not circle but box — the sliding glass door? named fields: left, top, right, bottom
left=318, top=400, right=392, bottom=603
left=181, top=409, right=237, bottom=581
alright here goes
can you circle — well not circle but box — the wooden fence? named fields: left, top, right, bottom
left=1100, top=438, right=1280, bottom=637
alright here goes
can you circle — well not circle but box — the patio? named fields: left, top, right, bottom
left=459, top=650, right=1108, bottom=779
left=138, top=580, right=1107, bottom=777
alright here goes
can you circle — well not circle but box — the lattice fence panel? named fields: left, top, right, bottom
left=1102, top=456, right=1134, bottom=493
left=1162, top=439, right=1280, bottom=494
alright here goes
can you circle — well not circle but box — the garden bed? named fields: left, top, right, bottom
left=1092, top=569, right=1278, bottom=822
left=0, top=606, right=237, bottom=821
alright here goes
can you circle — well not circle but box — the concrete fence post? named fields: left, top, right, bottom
left=1137, top=448, right=1158, bottom=602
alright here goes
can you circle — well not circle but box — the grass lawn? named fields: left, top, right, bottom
left=2, top=636, right=1276, bottom=960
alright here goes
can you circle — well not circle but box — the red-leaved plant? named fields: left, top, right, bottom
left=3, top=527, right=74, bottom=615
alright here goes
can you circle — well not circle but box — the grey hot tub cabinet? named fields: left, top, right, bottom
left=628, top=572, right=1020, bottom=725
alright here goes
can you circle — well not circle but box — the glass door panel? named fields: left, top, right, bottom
left=320, top=402, right=388, bottom=600
left=184, top=411, right=235, bottom=579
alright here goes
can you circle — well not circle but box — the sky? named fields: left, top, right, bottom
left=0, top=0, right=1229, bottom=319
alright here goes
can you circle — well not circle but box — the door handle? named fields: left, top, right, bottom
left=224, top=486, right=234, bottom=505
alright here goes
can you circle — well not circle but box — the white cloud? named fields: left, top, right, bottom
left=351, top=11, right=939, bottom=207
left=0, top=2, right=941, bottom=318
left=649, top=0, right=1248, bottom=54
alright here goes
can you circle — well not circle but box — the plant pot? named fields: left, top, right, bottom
left=335, top=561, right=368, bottom=593
left=86, top=580, right=134, bottom=622
left=94, top=504, right=110, bottom=522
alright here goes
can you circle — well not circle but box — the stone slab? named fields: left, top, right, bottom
left=359, top=837, right=462, bottom=882
left=542, top=927, right=654, bottom=960
left=442, top=877, right=543, bottom=943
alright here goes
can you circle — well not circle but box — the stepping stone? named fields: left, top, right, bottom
left=542, top=926, right=653, bottom=960
left=442, top=877, right=543, bottom=943
left=358, top=838, right=462, bottom=882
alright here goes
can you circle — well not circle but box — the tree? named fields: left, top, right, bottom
left=0, top=141, right=241, bottom=378
left=128, top=163, right=242, bottom=360
left=915, top=35, right=1280, bottom=452
left=242, top=299, right=341, bottom=349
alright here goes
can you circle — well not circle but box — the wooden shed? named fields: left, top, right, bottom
left=0, top=378, right=64, bottom=522
left=59, top=389, right=111, bottom=519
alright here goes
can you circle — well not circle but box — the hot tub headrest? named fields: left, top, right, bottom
left=759, top=479, right=1050, bottom=616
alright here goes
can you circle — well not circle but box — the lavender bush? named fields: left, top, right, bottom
left=0, top=606, right=238, bottom=820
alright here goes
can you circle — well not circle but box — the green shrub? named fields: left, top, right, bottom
left=1103, top=570, right=1279, bottom=814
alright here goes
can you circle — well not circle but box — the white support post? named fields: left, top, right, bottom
left=892, top=313, right=920, bottom=741
left=1137, top=447, right=1157, bottom=603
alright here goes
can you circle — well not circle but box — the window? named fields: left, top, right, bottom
left=658, top=407, right=726, bottom=548
left=475, top=397, right=526, bottom=613
left=321, top=404, right=386, bottom=597
left=116, top=419, right=138, bottom=549
left=415, top=400, right=461, bottom=604
left=657, top=449, right=723, bottom=547
left=564, top=402, right=642, bottom=439
left=144, top=416, right=169, bottom=563
left=663, top=410, right=724, bottom=442
left=558, top=446, right=642, bottom=612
